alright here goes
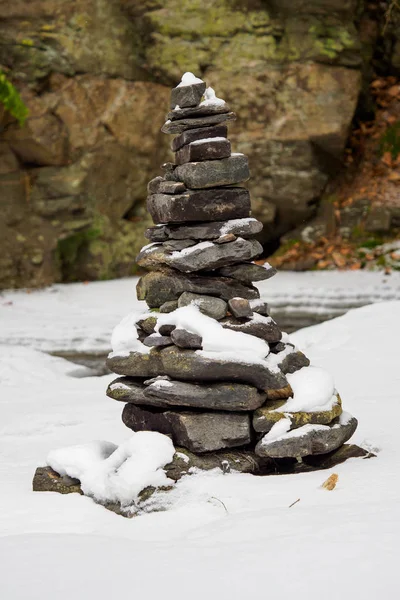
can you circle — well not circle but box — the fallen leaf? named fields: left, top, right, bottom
left=321, top=473, right=338, bottom=491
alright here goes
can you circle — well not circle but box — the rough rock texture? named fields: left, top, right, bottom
left=174, top=154, right=249, bottom=189
left=177, top=292, right=228, bottom=320
left=0, top=0, right=383, bottom=288
left=32, top=466, right=83, bottom=495
left=145, top=218, right=262, bottom=242
left=122, top=403, right=251, bottom=453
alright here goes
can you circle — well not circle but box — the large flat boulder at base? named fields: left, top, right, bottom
left=136, top=268, right=260, bottom=307
left=174, top=154, right=249, bottom=189
left=143, top=379, right=267, bottom=411
left=122, top=404, right=251, bottom=453
left=255, top=413, right=358, bottom=459
left=147, top=187, right=250, bottom=224
left=145, top=217, right=263, bottom=242
left=107, top=345, right=289, bottom=393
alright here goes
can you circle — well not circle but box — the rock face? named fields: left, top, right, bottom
left=104, top=72, right=357, bottom=467
left=0, top=0, right=381, bottom=289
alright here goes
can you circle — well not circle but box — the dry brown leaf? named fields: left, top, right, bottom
left=388, top=172, right=400, bottom=182
left=332, top=252, right=346, bottom=268
left=321, top=473, right=338, bottom=491
left=381, top=152, right=393, bottom=167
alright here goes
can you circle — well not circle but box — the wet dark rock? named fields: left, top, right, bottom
left=107, top=346, right=289, bottom=393
left=143, top=334, right=173, bottom=348
left=221, top=315, right=282, bottom=343
left=255, top=414, right=358, bottom=459
left=170, top=328, right=202, bottom=349
left=162, top=112, right=236, bottom=134
left=122, top=404, right=251, bottom=453
left=269, top=342, right=287, bottom=354
left=218, top=262, right=277, bottom=284
left=175, top=138, right=231, bottom=165
left=170, top=81, right=206, bottom=110
left=145, top=217, right=262, bottom=243
left=158, top=324, right=176, bottom=336
left=177, top=291, right=227, bottom=320
left=137, top=268, right=259, bottom=307
left=147, top=187, right=250, bottom=224
left=172, top=125, right=228, bottom=152
left=174, top=154, right=249, bottom=189
left=228, top=297, right=253, bottom=318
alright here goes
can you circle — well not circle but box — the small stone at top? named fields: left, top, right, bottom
left=170, top=72, right=206, bottom=109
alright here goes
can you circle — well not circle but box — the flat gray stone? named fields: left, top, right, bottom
left=159, top=300, right=179, bottom=313
left=143, top=334, right=173, bottom=348
left=175, top=139, right=231, bottom=165
left=255, top=413, right=358, bottom=459
left=147, top=176, right=164, bottom=194
left=228, top=297, right=253, bottom=318
left=122, top=404, right=251, bottom=453
left=136, top=316, right=157, bottom=335
left=147, top=187, right=251, bottom=224
left=172, top=125, right=228, bottom=152
left=278, top=349, right=310, bottom=374
left=145, top=217, right=263, bottom=243
left=168, top=103, right=229, bottom=121
left=221, top=315, right=282, bottom=344
left=106, top=377, right=147, bottom=403
left=144, top=379, right=266, bottom=411
left=218, top=262, right=277, bottom=284
left=137, top=238, right=263, bottom=273
left=147, top=178, right=187, bottom=195
left=170, top=81, right=206, bottom=109
left=162, top=239, right=196, bottom=251
left=178, top=292, right=228, bottom=320
left=136, top=268, right=260, bottom=308
left=107, top=346, right=289, bottom=393
left=174, top=154, right=249, bottom=189
left=162, top=112, right=236, bottom=134
left=215, top=233, right=236, bottom=244
left=170, top=328, right=202, bottom=349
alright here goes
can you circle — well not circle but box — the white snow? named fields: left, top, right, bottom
left=1, top=277, right=400, bottom=599
left=262, top=411, right=354, bottom=447
left=281, top=366, right=336, bottom=412
left=111, top=311, right=151, bottom=356
left=170, top=240, right=214, bottom=258
left=190, top=136, right=227, bottom=145
left=201, top=86, right=225, bottom=107
left=48, top=432, right=174, bottom=507
left=219, top=217, right=260, bottom=235
left=262, top=417, right=292, bottom=442
left=155, top=305, right=269, bottom=362
left=177, top=72, right=204, bottom=87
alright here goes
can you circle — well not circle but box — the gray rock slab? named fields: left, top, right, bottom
left=218, top=262, right=277, bottom=284
left=162, top=239, right=197, bottom=251
left=174, top=154, right=249, bottom=189
left=178, top=292, right=228, bottom=320
left=255, top=414, right=358, bottom=459
left=170, top=328, right=202, bottom=349
left=143, top=334, right=173, bottom=348
left=215, top=233, right=236, bottom=244
left=221, top=315, right=282, bottom=344
left=106, top=377, right=147, bottom=403
left=170, top=81, right=206, bottom=109
left=162, top=112, right=236, bottom=134
left=136, top=268, right=260, bottom=308
left=147, top=187, right=251, bottom=224
left=107, top=346, right=289, bottom=393
left=147, top=178, right=187, bottom=195
left=147, top=176, right=164, bottom=194
left=168, top=103, right=229, bottom=121
left=144, top=379, right=266, bottom=411
left=136, top=316, right=157, bottom=335
left=122, top=404, right=251, bottom=453
left=172, top=125, right=228, bottom=152
left=175, top=138, right=231, bottom=165
left=228, top=297, right=253, bottom=318
left=278, top=350, right=310, bottom=374
left=159, top=300, right=179, bottom=313
left=145, top=217, right=262, bottom=243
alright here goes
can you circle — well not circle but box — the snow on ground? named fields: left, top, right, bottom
left=1, top=270, right=400, bottom=352
left=1, top=276, right=400, bottom=599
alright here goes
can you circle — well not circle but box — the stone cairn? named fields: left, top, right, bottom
left=105, top=72, right=359, bottom=476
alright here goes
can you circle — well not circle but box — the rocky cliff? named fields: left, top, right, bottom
left=0, top=0, right=394, bottom=288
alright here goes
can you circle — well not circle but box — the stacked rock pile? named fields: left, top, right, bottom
left=106, top=73, right=358, bottom=469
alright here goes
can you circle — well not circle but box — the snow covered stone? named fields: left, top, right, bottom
left=171, top=124, right=228, bottom=152
left=137, top=268, right=260, bottom=308
left=221, top=314, right=282, bottom=343
left=170, top=75, right=206, bottom=109
left=106, top=377, right=147, bottom=403
left=218, top=262, right=277, bottom=284
left=162, top=112, right=236, bottom=134
left=167, top=102, right=229, bottom=121
left=174, top=154, right=249, bottom=189
left=177, top=292, right=227, bottom=320
left=122, top=404, right=251, bottom=453
left=107, top=345, right=289, bottom=393
left=145, top=217, right=262, bottom=243
left=255, top=412, right=358, bottom=459
left=253, top=393, right=343, bottom=434
left=137, top=238, right=262, bottom=273
left=147, top=187, right=251, bottom=224
left=175, top=138, right=231, bottom=165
